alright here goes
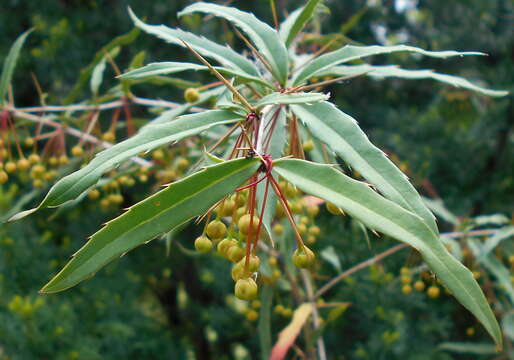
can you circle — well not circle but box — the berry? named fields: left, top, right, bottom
left=184, top=88, right=200, bottom=103
left=238, top=214, right=260, bottom=236
left=234, top=278, right=258, bottom=300
left=466, top=327, right=475, bottom=337
left=152, top=149, right=165, bottom=160
left=206, top=220, right=227, bottom=239
left=308, top=225, right=320, bottom=236
left=33, top=179, right=44, bottom=188
left=24, top=137, right=34, bottom=147
left=290, top=200, right=303, bottom=214
left=268, top=256, right=278, bottom=267
left=0, top=171, right=8, bottom=184
left=427, top=286, right=440, bottom=299
left=306, top=235, right=317, bottom=244
left=400, top=267, right=410, bottom=275
left=58, top=155, right=69, bottom=165
left=17, top=158, right=30, bottom=171
left=28, top=154, right=40, bottom=164
left=414, top=280, right=425, bottom=292
left=401, top=284, right=412, bottom=295
left=48, top=156, right=58, bottom=166
left=302, top=140, right=314, bottom=152
left=194, top=236, right=213, bottom=253
left=274, top=305, right=285, bottom=314
left=307, top=204, right=319, bottom=217
left=227, top=245, right=245, bottom=262
left=401, top=276, right=411, bottom=285
left=88, top=189, right=100, bottom=200
left=326, top=202, right=343, bottom=215
left=245, top=309, right=258, bottom=321
left=102, top=132, right=115, bottom=142
left=218, top=199, right=236, bottom=217
left=251, top=300, right=261, bottom=309
left=297, top=223, right=307, bottom=235
left=71, top=146, right=84, bottom=156
left=282, top=308, right=293, bottom=317
left=292, top=246, right=315, bottom=268
left=272, top=223, right=284, bottom=235
left=217, top=237, right=237, bottom=257
left=176, top=157, right=190, bottom=170
left=4, top=161, right=16, bottom=173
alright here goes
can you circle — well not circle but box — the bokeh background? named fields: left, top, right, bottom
left=1, top=0, right=513, bottom=359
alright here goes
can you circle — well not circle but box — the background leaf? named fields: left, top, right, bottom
left=279, top=0, right=321, bottom=47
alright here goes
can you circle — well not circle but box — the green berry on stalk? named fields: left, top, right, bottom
left=234, top=277, right=258, bottom=300
left=238, top=214, right=260, bottom=235
left=194, top=236, right=213, bottom=253
left=292, top=246, right=315, bottom=268
left=228, top=245, right=245, bottom=262
left=206, top=220, right=227, bottom=239
left=184, top=88, right=200, bottom=103
left=217, top=237, right=237, bottom=257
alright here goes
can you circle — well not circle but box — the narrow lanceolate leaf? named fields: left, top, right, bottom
left=254, top=92, right=329, bottom=108
left=41, top=158, right=261, bottom=293
left=319, top=64, right=508, bottom=97
left=128, top=8, right=259, bottom=78
left=120, top=61, right=272, bottom=88
left=292, top=44, right=485, bottom=86
left=279, top=0, right=322, bottom=47
left=0, top=29, right=33, bottom=106
left=291, top=101, right=438, bottom=234
left=178, top=2, right=289, bottom=85
left=10, top=110, right=243, bottom=220
left=273, top=158, right=502, bottom=347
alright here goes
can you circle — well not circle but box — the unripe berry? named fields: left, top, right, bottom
left=176, top=157, right=190, bottom=170
left=282, top=308, right=293, bottom=317
left=274, top=305, right=285, bottom=314
left=292, top=246, right=315, bottom=268
left=100, top=198, right=110, bottom=209
left=184, top=88, right=200, bottom=103
left=466, top=327, right=475, bottom=337
left=268, top=256, right=278, bottom=267
left=306, top=235, right=317, bottom=244
left=33, top=179, right=44, bottom=188
left=326, top=202, right=343, bottom=215
left=308, top=225, right=320, bottom=236
left=194, top=236, right=213, bottom=253
left=290, top=200, right=303, bottom=214
left=58, top=155, right=69, bottom=165
left=400, top=267, right=410, bottom=275
left=88, top=189, right=100, bottom=200
left=152, top=149, right=165, bottom=160
left=17, top=158, right=30, bottom=171
left=272, top=223, right=284, bottom=235
left=509, top=255, right=514, bottom=264
left=427, top=285, right=440, bottom=299
left=217, top=237, right=237, bottom=257
left=302, top=140, right=314, bottom=152
left=71, top=146, right=84, bottom=157
left=401, top=276, right=411, bottom=285
left=234, top=277, right=258, bottom=300
left=297, top=223, right=307, bottom=235
left=414, top=280, right=425, bottom=292
left=307, top=204, right=319, bottom=217
left=4, top=161, right=16, bottom=173
left=401, top=284, right=412, bottom=295
left=238, top=214, right=260, bottom=235
left=24, top=137, right=34, bottom=147
left=48, top=156, right=58, bottom=167
left=28, top=154, right=40, bottom=164
left=31, top=164, right=45, bottom=178
left=227, top=245, right=245, bottom=262
left=218, top=199, right=236, bottom=217
left=0, top=170, right=8, bottom=184
left=246, top=309, right=258, bottom=321
left=251, top=300, right=261, bottom=309
left=206, top=220, right=227, bottom=239
left=102, top=132, right=115, bottom=142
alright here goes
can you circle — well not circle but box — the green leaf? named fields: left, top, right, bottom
left=292, top=44, right=485, bottom=86
left=291, top=101, right=437, bottom=234
left=423, top=197, right=459, bottom=226
left=128, top=8, right=260, bottom=79
left=0, top=29, right=33, bottom=106
left=279, top=0, right=321, bottom=47
left=178, top=2, right=289, bottom=85
left=319, top=64, right=508, bottom=97
left=10, top=110, right=244, bottom=220
left=480, top=226, right=514, bottom=256
left=254, top=92, right=329, bottom=108
left=272, top=158, right=502, bottom=346
left=438, top=342, right=497, bottom=355
left=503, top=311, right=514, bottom=341
left=90, top=47, right=120, bottom=97
left=40, top=158, right=261, bottom=293
left=120, top=61, right=272, bottom=88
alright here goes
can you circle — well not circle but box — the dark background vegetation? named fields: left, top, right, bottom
left=1, top=0, right=513, bottom=359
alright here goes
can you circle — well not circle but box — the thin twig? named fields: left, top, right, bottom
left=301, top=270, right=327, bottom=360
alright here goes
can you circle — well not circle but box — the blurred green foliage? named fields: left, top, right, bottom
left=1, top=0, right=513, bottom=359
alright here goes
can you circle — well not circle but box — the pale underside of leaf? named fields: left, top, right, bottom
left=29, top=110, right=243, bottom=212
left=290, top=101, right=438, bottom=234
left=292, top=44, right=486, bottom=86
left=178, top=2, right=289, bottom=85
left=273, top=158, right=501, bottom=346
left=120, top=61, right=272, bottom=88
left=128, top=7, right=260, bottom=78
left=255, top=92, right=329, bottom=108
left=318, top=64, right=508, bottom=97
left=41, top=158, right=261, bottom=293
